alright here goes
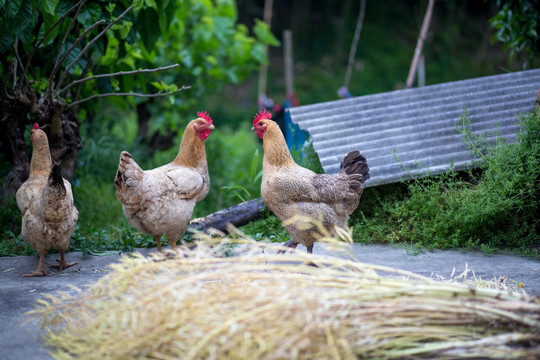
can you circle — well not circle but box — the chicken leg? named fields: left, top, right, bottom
left=155, top=235, right=162, bottom=252
left=168, top=238, right=178, bottom=252
left=49, top=249, right=77, bottom=271
left=23, top=251, right=49, bottom=277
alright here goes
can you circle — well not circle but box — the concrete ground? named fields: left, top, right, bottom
left=1, top=243, right=539, bottom=360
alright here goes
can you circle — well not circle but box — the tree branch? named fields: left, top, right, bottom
left=12, top=41, right=24, bottom=87
left=72, top=53, right=93, bottom=109
left=51, top=0, right=88, bottom=81
left=56, top=5, right=134, bottom=91
left=59, top=64, right=180, bottom=95
left=67, top=85, right=191, bottom=107
left=48, top=19, right=106, bottom=102
left=24, top=0, right=87, bottom=75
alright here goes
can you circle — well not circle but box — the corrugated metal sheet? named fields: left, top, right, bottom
left=288, top=69, right=540, bottom=187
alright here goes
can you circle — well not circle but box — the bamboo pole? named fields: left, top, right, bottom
left=344, top=0, right=366, bottom=90
left=406, top=0, right=435, bottom=88
left=283, top=30, right=294, bottom=96
left=258, top=0, right=274, bottom=109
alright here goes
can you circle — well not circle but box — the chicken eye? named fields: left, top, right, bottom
left=258, top=122, right=263, bottom=126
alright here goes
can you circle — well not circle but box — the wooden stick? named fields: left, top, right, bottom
left=283, top=30, right=294, bottom=96
left=344, top=0, right=366, bottom=89
left=189, top=198, right=266, bottom=233
left=406, top=0, right=435, bottom=88
left=257, top=0, right=273, bottom=108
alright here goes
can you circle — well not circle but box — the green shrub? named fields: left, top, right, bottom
left=0, top=197, right=34, bottom=256
left=354, top=108, right=540, bottom=255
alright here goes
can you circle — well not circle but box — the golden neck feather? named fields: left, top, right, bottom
left=29, top=130, right=52, bottom=177
left=173, top=121, right=207, bottom=168
left=263, top=121, right=296, bottom=168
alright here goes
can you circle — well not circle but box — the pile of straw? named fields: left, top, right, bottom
left=30, top=235, right=540, bottom=359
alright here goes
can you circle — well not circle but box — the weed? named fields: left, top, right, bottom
left=354, top=108, right=540, bottom=256
left=220, top=148, right=262, bottom=203
left=239, top=210, right=289, bottom=243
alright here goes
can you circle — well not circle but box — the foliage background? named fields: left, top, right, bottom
left=0, top=0, right=538, bottom=256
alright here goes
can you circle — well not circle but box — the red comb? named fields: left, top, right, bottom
left=253, top=109, right=272, bottom=125
left=33, top=123, right=39, bottom=129
left=197, top=111, right=213, bottom=124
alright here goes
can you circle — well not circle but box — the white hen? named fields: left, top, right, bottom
left=16, top=124, right=79, bottom=276
left=114, top=112, right=215, bottom=252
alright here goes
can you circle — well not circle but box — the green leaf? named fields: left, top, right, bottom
left=76, top=2, right=102, bottom=28
left=117, top=20, right=132, bottom=39
left=144, top=0, right=158, bottom=10
left=179, top=49, right=193, bottom=68
left=0, top=28, right=13, bottom=53
left=13, top=1, right=34, bottom=38
left=42, top=0, right=59, bottom=16
left=162, top=0, right=178, bottom=28
left=132, top=0, right=144, bottom=15
left=105, top=3, right=116, bottom=14
left=135, top=7, right=160, bottom=51
left=42, top=12, right=60, bottom=45
left=216, top=0, right=237, bottom=21
left=5, top=0, right=23, bottom=18
left=253, top=19, right=280, bottom=46
left=151, top=81, right=164, bottom=91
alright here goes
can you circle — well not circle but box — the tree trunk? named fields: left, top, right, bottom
left=0, top=113, right=30, bottom=198
left=189, top=198, right=266, bottom=233
left=0, top=94, right=81, bottom=197
left=48, top=110, right=81, bottom=181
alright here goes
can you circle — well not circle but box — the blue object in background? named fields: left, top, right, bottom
left=283, top=98, right=307, bottom=155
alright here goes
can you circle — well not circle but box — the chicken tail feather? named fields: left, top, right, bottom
left=340, top=150, right=370, bottom=191
left=115, top=151, right=145, bottom=207
left=115, top=151, right=144, bottom=189
left=48, top=163, right=66, bottom=194
left=40, top=163, right=71, bottom=222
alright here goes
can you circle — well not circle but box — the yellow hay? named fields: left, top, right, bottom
left=29, top=231, right=540, bottom=360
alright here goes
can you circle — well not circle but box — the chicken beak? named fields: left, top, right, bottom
left=208, top=124, right=215, bottom=130
left=251, top=126, right=255, bottom=131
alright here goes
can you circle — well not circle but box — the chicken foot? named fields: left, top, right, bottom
left=23, top=251, right=49, bottom=277
left=155, top=235, right=179, bottom=257
left=277, top=239, right=298, bottom=254
left=49, top=250, right=78, bottom=271
left=278, top=240, right=317, bottom=266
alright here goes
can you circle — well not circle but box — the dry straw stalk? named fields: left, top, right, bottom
left=29, top=231, right=540, bottom=360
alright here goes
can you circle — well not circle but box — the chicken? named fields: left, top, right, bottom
left=252, top=110, right=369, bottom=254
left=114, top=112, right=215, bottom=252
left=16, top=124, right=79, bottom=277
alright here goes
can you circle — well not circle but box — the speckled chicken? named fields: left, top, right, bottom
left=114, top=112, right=214, bottom=252
left=16, top=124, right=79, bottom=277
left=252, top=110, right=369, bottom=253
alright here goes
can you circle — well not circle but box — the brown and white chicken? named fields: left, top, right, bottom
left=114, top=112, right=215, bottom=252
left=252, top=110, right=369, bottom=254
left=16, top=124, right=79, bottom=277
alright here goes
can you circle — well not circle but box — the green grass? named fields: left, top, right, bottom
left=352, top=109, right=540, bottom=256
